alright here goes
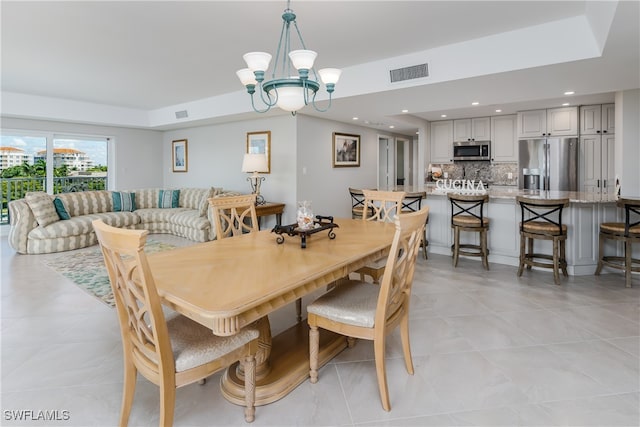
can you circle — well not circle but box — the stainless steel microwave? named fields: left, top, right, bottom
left=453, top=141, right=490, bottom=161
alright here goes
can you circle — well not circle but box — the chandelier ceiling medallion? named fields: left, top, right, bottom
left=236, top=0, right=341, bottom=115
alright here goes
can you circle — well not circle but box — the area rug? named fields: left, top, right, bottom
left=42, top=240, right=176, bottom=307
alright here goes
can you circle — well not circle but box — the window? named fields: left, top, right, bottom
left=0, top=132, right=110, bottom=224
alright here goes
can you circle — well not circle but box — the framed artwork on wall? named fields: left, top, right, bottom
left=332, top=132, right=360, bottom=167
left=172, top=139, right=188, bottom=172
left=246, top=131, right=271, bottom=173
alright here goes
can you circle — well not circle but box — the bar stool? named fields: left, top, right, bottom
left=448, top=193, right=490, bottom=270
left=349, top=187, right=370, bottom=219
left=402, top=191, right=429, bottom=259
left=516, top=196, right=569, bottom=285
left=595, top=198, right=640, bottom=287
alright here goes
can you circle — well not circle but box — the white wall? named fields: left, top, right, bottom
left=0, top=117, right=163, bottom=190
left=296, top=115, right=414, bottom=219
left=615, top=89, right=640, bottom=197
left=161, top=115, right=299, bottom=225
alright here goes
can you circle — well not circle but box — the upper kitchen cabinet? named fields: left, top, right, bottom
left=491, top=115, right=517, bottom=162
left=453, top=117, right=491, bottom=142
left=517, top=107, right=578, bottom=138
left=430, top=120, right=454, bottom=163
left=580, top=104, right=615, bottom=135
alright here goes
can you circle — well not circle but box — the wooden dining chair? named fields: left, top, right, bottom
left=209, top=194, right=259, bottom=238
left=92, top=219, right=259, bottom=426
left=356, top=190, right=406, bottom=283
left=308, top=207, right=429, bottom=411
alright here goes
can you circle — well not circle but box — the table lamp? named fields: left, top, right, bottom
left=241, top=153, right=269, bottom=205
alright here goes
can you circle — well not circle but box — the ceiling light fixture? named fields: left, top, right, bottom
left=236, top=0, right=341, bottom=115
left=471, top=102, right=479, bottom=106
left=495, top=109, right=502, bottom=113
left=441, top=114, right=447, bottom=118
left=564, top=91, right=575, bottom=95
left=562, top=102, right=570, bottom=106
left=401, top=109, right=409, bottom=113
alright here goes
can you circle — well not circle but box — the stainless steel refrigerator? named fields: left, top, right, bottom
left=518, top=137, right=578, bottom=191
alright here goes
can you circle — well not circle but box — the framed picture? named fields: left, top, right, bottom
left=172, top=139, right=188, bottom=172
left=332, top=132, right=360, bottom=167
left=246, top=131, right=271, bottom=173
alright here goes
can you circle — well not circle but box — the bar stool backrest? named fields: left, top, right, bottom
left=448, top=193, right=489, bottom=226
left=349, top=187, right=366, bottom=210
left=617, top=198, right=640, bottom=237
left=516, top=196, right=570, bottom=235
left=402, top=191, right=427, bottom=212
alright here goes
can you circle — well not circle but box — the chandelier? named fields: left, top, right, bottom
left=236, top=0, right=341, bottom=114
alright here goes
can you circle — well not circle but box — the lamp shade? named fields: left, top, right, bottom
left=289, top=49, right=317, bottom=70
left=243, top=52, right=272, bottom=72
left=242, top=153, right=269, bottom=173
left=272, top=86, right=306, bottom=112
left=318, top=68, right=342, bottom=85
left=236, top=68, right=257, bottom=86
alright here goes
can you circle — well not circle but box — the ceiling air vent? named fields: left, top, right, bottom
left=390, top=63, right=428, bottom=83
left=175, top=110, right=188, bottom=119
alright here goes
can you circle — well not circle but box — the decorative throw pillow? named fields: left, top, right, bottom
left=112, top=192, right=136, bottom=212
left=158, top=189, right=180, bottom=208
left=24, top=192, right=59, bottom=227
left=53, top=197, right=71, bottom=220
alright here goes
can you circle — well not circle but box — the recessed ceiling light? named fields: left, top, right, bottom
left=389, top=125, right=395, bottom=129
left=472, top=102, right=479, bottom=106
left=401, top=109, right=408, bottom=113
left=416, top=131, right=419, bottom=135
left=495, top=109, right=502, bottom=113
left=562, top=102, right=570, bottom=106
left=564, top=91, right=575, bottom=95
left=352, top=117, right=358, bottom=120
left=441, top=114, right=447, bottom=118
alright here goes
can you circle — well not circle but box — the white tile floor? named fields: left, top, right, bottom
left=1, top=234, right=638, bottom=426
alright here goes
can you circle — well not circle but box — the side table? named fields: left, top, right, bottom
left=255, top=202, right=285, bottom=229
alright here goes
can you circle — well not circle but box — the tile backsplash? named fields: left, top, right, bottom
left=427, top=162, right=518, bottom=186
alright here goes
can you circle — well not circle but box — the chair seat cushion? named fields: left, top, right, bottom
left=452, top=215, right=489, bottom=227
left=600, top=222, right=640, bottom=236
left=167, top=315, right=259, bottom=372
left=307, top=281, right=379, bottom=328
left=521, top=221, right=567, bottom=235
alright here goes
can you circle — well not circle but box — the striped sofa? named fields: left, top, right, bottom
left=8, top=188, right=232, bottom=254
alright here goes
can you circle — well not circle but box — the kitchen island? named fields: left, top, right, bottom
left=385, top=184, right=621, bottom=275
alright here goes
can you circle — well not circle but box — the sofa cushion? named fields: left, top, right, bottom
left=112, top=191, right=136, bottom=212
left=170, top=210, right=211, bottom=230
left=28, top=212, right=140, bottom=240
left=134, top=189, right=159, bottom=209
left=180, top=188, right=215, bottom=217
left=57, top=191, right=112, bottom=216
left=25, top=192, right=59, bottom=227
left=53, top=197, right=71, bottom=220
left=159, top=189, right=180, bottom=208
left=135, top=207, right=188, bottom=224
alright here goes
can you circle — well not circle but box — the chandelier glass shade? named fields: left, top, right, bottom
left=236, top=0, right=341, bottom=114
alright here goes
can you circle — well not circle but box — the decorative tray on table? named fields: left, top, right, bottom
left=271, top=215, right=339, bottom=248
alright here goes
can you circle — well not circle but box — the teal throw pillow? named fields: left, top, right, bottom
left=53, top=197, right=71, bottom=220
left=112, top=192, right=136, bottom=212
left=158, top=189, right=180, bottom=208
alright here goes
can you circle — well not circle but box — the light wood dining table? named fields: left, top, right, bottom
left=147, top=218, right=396, bottom=406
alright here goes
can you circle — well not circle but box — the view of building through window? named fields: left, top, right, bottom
left=0, top=134, right=109, bottom=224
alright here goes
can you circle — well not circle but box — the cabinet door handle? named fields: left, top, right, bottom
left=603, top=130, right=607, bottom=133
left=597, top=179, right=600, bottom=188
left=597, top=130, right=601, bottom=133
left=603, top=180, right=607, bottom=188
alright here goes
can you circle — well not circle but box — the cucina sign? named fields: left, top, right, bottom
left=434, top=179, right=487, bottom=194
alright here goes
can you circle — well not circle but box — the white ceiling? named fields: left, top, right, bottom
left=2, top=1, right=639, bottom=134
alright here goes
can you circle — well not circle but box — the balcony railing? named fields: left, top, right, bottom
left=0, top=176, right=108, bottom=225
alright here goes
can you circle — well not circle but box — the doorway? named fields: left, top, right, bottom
left=378, top=135, right=395, bottom=189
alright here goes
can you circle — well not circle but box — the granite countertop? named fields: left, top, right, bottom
left=382, top=184, right=619, bottom=204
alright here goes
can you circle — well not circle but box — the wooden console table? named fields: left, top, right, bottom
left=256, top=202, right=285, bottom=228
